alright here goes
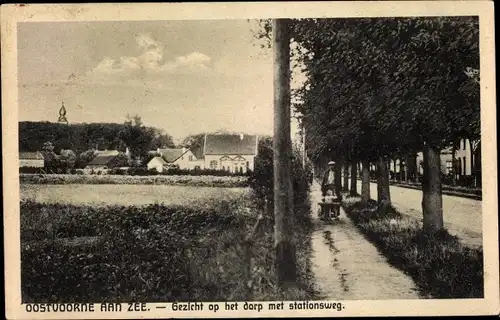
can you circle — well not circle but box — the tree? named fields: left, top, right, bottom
left=75, top=149, right=97, bottom=169
left=118, top=115, right=155, bottom=161
left=285, top=17, right=478, bottom=233
left=59, top=149, right=76, bottom=170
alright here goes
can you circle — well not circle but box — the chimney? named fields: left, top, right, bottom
left=125, top=147, right=130, bottom=156
left=182, top=147, right=186, bottom=154
left=157, top=147, right=160, bottom=154
left=240, top=132, right=244, bottom=140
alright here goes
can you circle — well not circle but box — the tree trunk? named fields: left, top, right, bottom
left=474, top=141, right=481, bottom=187
left=343, top=163, right=349, bottom=192
left=421, top=143, right=444, bottom=233
left=272, top=18, right=296, bottom=286
left=408, top=153, right=417, bottom=183
left=350, top=161, right=358, bottom=196
left=334, top=162, right=342, bottom=198
left=451, top=142, right=457, bottom=186
left=377, top=156, right=391, bottom=205
left=469, top=139, right=474, bottom=180
left=361, top=160, right=370, bottom=204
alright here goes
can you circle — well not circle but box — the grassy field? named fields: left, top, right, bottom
left=21, top=184, right=249, bottom=207
left=20, top=182, right=316, bottom=302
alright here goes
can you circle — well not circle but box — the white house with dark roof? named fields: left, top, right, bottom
left=147, top=156, right=167, bottom=172
left=203, top=133, right=258, bottom=173
left=155, top=147, right=204, bottom=170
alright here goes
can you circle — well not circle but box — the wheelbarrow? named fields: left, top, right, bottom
left=318, top=201, right=341, bottom=223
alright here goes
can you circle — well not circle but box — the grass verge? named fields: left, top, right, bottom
left=342, top=197, right=483, bottom=299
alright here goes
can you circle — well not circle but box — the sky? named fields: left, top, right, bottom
left=18, top=20, right=304, bottom=143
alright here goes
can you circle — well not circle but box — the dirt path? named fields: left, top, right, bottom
left=309, top=181, right=422, bottom=300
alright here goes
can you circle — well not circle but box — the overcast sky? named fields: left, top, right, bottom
left=18, top=20, right=304, bottom=142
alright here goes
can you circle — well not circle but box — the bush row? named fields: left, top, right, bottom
left=110, top=167, right=248, bottom=177
left=19, top=173, right=249, bottom=187
left=342, top=199, right=483, bottom=298
left=248, top=137, right=314, bottom=223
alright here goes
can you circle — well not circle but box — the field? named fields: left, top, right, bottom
left=20, top=178, right=315, bottom=302
left=20, top=184, right=248, bottom=207
left=20, top=173, right=248, bottom=187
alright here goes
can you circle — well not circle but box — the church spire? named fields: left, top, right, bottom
left=58, top=101, right=68, bottom=124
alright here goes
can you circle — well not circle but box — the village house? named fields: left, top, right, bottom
left=151, top=147, right=204, bottom=170
left=19, top=151, right=45, bottom=168
left=203, top=133, right=258, bottom=173
left=147, top=156, right=167, bottom=172
left=84, top=149, right=129, bottom=173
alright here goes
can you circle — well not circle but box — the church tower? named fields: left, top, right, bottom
left=58, top=101, right=68, bottom=124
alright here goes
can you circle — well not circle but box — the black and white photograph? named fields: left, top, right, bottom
left=2, top=2, right=498, bottom=319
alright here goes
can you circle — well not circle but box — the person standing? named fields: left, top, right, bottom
left=321, top=161, right=340, bottom=198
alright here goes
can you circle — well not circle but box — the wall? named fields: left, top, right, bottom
left=172, top=151, right=202, bottom=170
left=455, top=138, right=473, bottom=176
left=204, top=154, right=255, bottom=173
left=147, top=160, right=164, bottom=173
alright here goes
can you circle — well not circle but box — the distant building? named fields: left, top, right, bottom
left=203, top=133, right=258, bottom=173
left=156, top=147, right=203, bottom=170
left=147, top=156, right=167, bottom=172
left=19, top=151, right=45, bottom=168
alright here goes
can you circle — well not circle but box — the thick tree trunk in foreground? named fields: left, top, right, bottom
left=361, top=160, right=370, bottom=204
left=272, top=18, right=296, bottom=286
left=421, top=144, right=444, bottom=233
left=350, top=161, right=358, bottom=196
left=343, top=163, right=349, bottom=192
left=377, top=156, right=391, bottom=213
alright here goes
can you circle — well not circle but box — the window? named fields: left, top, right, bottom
left=239, top=167, right=243, bottom=174
left=462, top=157, right=466, bottom=175
left=189, top=155, right=193, bottom=161
left=210, top=160, right=218, bottom=169
left=446, top=161, right=453, bottom=174
left=222, top=166, right=225, bottom=171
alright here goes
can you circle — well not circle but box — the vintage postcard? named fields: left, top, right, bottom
left=2, top=1, right=498, bottom=319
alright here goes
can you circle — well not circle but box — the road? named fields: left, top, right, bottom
left=356, top=181, right=483, bottom=248
left=309, top=181, right=422, bottom=300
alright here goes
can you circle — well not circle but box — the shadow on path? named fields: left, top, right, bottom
left=309, top=181, right=422, bottom=300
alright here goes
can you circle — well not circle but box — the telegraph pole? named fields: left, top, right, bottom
left=272, top=18, right=296, bottom=286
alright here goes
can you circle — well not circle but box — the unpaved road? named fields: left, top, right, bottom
left=356, top=181, right=482, bottom=248
left=309, top=181, right=422, bottom=300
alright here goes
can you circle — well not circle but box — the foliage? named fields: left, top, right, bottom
left=19, top=120, right=175, bottom=155
left=59, top=149, right=77, bottom=169
left=74, top=149, right=97, bottom=169
left=343, top=200, right=483, bottom=298
left=118, top=115, right=155, bottom=161
left=20, top=193, right=315, bottom=302
left=20, top=173, right=249, bottom=188
left=284, top=17, right=480, bottom=164
left=248, top=136, right=313, bottom=223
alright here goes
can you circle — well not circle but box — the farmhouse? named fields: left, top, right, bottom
left=147, top=156, right=167, bottom=173
left=86, top=154, right=118, bottom=170
left=19, top=151, right=45, bottom=168
left=156, top=147, right=204, bottom=170
left=203, top=133, right=258, bottom=173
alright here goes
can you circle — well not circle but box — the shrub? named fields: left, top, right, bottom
left=248, top=136, right=312, bottom=223
left=343, top=200, right=484, bottom=298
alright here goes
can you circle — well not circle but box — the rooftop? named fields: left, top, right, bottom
left=204, top=134, right=258, bottom=155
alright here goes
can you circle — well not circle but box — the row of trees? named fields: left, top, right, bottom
left=257, top=17, right=480, bottom=233
left=19, top=117, right=175, bottom=155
